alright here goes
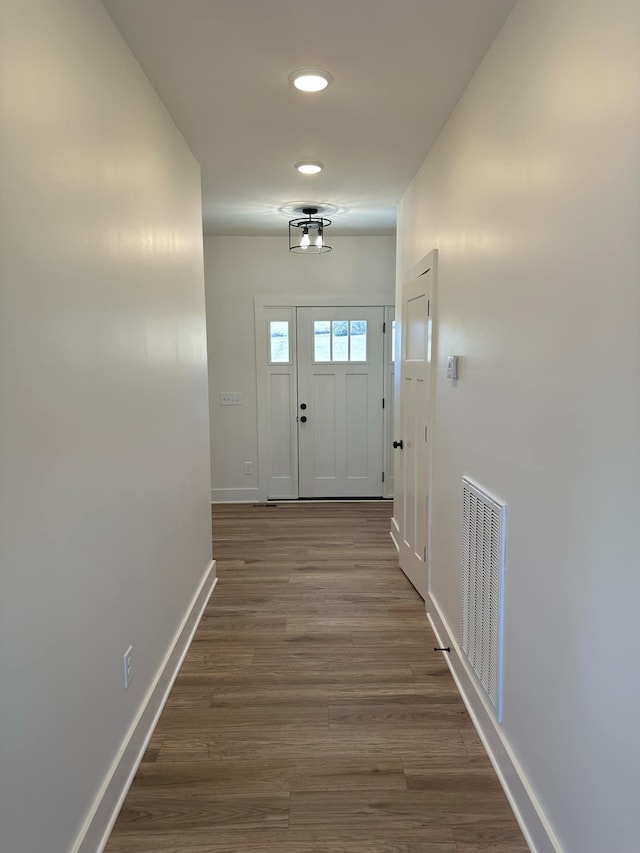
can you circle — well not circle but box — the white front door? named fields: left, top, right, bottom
left=394, top=258, right=435, bottom=599
left=297, top=306, right=384, bottom=498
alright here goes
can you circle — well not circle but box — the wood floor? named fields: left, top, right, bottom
left=105, top=502, right=527, bottom=853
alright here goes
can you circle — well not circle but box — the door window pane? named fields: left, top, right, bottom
left=313, top=318, right=370, bottom=362
left=332, top=320, right=349, bottom=361
left=349, top=320, right=367, bottom=361
left=313, top=320, right=331, bottom=361
left=269, top=320, right=290, bottom=363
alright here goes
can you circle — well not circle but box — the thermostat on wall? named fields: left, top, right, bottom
left=446, top=356, right=459, bottom=380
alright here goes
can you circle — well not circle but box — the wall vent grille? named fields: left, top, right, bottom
left=461, top=476, right=506, bottom=721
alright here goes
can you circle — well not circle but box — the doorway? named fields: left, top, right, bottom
left=297, top=306, right=383, bottom=498
left=256, top=302, right=392, bottom=500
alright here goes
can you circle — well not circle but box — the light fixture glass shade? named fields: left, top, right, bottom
left=289, top=207, right=332, bottom=254
left=288, top=69, right=333, bottom=92
left=295, top=161, right=324, bottom=175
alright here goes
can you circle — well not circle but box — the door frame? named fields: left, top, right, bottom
left=255, top=293, right=393, bottom=503
left=391, top=249, right=438, bottom=596
left=382, top=305, right=395, bottom=500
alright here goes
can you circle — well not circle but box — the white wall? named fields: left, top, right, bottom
left=204, top=235, right=395, bottom=500
left=0, top=2, right=212, bottom=851
left=397, top=0, right=640, bottom=850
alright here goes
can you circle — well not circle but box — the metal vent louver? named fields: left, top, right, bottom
left=461, top=476, right=506, bottom=721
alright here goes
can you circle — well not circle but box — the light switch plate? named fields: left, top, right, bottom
left=220, top=392, right=242, bottom=405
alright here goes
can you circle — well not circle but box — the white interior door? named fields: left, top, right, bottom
left=297, top=306, right=384, bottom=498
left=394, top=261, right=434, bottom=599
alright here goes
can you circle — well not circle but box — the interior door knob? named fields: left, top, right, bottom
left=300, top=415, right=307, bottom=423
left=393, top=439, right=404, bottom=449
left=300, top=403, right=307, bottom=410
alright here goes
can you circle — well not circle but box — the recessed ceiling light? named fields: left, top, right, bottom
left=295, top=161, right=324, bottom=175
left=289, top=69, right=333, bottom=93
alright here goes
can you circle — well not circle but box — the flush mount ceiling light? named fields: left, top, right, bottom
left=295, top=161, right=324, bottom=175
left=289, top=68, right=333, bottom=92
left=289, top=207, right=332, bottom=254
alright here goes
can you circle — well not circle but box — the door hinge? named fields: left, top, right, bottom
left=382, top=397, right=385, bottom=409
left=423, top=546, right=427, bottom=562
left=383, top=321, right=386, bottom=333
left=382, top=471, right=385, bottom=482
left=427, top=299, right=431, bottom=317
left=424, top=425, right=428, bottom=442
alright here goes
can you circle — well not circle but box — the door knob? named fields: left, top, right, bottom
left=300, top=415, right=307, bottom=423
left=393, top=439, right=404, bottom=449
left=300, top=403, right=307, bottom=410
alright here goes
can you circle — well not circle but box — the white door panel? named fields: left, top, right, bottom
left=297, top=306, right=384, bottom=498
left=260, top=308, right=299, bottom=500
left=395, top=258, right=435, bottom=599
left=270, top=373, right=295, bottom=484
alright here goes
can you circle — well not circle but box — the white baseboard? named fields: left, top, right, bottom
left=390, top=515, right=400, bottom=551
left=73, top=560, right=217, bottom=853
left=427, top=594, right=561, bottom=853
left=211, top=487, right=262, bottom=503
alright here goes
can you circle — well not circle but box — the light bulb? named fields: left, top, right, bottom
left=300, top=228, right=310, bottom=248
left=315, top=233, right=323, bottom=248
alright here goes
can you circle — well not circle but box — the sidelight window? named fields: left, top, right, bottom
left=269, top=320, right=291, bottom=364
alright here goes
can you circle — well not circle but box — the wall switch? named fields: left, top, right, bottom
left=123, top=646, right=133, bottom=689
left=220, top=392, right=242, bottom=406
left=244, top=461, right=254, bottom=475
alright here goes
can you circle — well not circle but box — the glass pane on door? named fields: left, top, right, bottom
left=269, top=320, right=290, bottom=363
left=313, top=320, right=331, bottom=362
left=312, top=318, right=369, bottom=363
left=332, top=320, right=349, bottom=360
left=350, top=320, right=367, bottom=361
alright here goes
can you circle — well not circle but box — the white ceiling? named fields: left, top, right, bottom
left=102, top=0, right=517, bottom=236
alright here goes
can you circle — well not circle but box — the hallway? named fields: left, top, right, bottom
left=105, top=502, right=527, bottom=852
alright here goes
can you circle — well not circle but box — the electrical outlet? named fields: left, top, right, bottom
left=123, top=646, right=133, bottom=689
left=244, top=461, right=254, bottom=475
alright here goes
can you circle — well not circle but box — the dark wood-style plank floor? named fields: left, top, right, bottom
left=105, top=502, right=528, bottom=853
